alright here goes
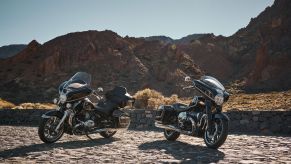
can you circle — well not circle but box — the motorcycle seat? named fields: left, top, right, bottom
left=172, top=103, right=189, bottom=112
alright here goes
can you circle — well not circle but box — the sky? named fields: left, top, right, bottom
left=0, top=0, right=274, bottom=46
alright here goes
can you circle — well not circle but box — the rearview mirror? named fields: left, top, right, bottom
left=185, top=76, right=191, bottom=82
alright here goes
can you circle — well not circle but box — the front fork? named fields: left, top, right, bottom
left=42, top=109, right=74, bottom=132
left=205, top=100, right=212, bottom=127
left=205, top=100, right=221, bottom=129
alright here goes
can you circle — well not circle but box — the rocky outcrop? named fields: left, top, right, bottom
left=178, top=0, right=291, bottom=91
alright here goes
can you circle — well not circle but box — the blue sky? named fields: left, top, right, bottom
left=0, top=0, right=274, bottom=46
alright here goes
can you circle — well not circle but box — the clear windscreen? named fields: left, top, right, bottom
left=64, top=72, right=92, bottom=89
left=200, top=76, right=225, bottom=91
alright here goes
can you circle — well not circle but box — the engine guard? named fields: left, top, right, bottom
left=41, top=110, right=64, bottom=119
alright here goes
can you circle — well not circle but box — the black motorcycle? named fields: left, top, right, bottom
left=155, top=76, right=230, bottom=149
left=38, top=72, right=134, bottom=143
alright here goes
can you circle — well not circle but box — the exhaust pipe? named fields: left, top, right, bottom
left=155, top=122, right=180, bottom=131
left=90, top=128, right=117, bottom=133
left=155, top=122, right=192, bottom=135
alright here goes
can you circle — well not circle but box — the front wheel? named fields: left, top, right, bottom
left=38, top=116, right=64, bottom=143
left=204, top=118, right=228, bottom=149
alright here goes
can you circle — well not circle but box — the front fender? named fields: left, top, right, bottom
left=214, top=113, right=230, bottom=121
left=41, top=110, right=64, bottom=119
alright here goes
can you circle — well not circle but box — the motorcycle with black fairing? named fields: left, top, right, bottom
left=155, top=76, right=230, bottom=149
left=38, top=72, right=134, bottom=143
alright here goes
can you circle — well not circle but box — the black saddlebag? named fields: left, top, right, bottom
left=155, top=105, right=177, bottom=124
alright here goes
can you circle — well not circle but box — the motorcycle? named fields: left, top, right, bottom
left=155, top=75, right=230, bottom=149
left=38, top=72, right=134, bottom=143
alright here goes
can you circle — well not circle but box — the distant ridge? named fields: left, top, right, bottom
left=0, top=44, right=27, bottom=59
left=142, top=33, right=209, bottom=44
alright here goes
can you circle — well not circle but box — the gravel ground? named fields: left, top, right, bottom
left=0, top=126, right=290, bottom=163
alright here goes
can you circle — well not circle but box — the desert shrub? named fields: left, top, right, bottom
left=0, top=98, right=16, bottom=109
left=133, top=89, right=184, bottom=109
left=12, top=103, right=56, bottom=110
left=133, top=88, right=164, bottom=109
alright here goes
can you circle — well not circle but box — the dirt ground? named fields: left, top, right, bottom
left=0, top=126, right=290, bottom=163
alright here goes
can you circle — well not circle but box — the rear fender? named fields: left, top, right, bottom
left=41, top=110, right=64, bottom=119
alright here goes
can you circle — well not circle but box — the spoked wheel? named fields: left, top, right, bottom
left=100, top=130, right=117, bottom=138
left=204, top=118, right=228, bottom=149
left=38, top=116, right=64, bottom=143
left=164, top=129, right=180, bottom=141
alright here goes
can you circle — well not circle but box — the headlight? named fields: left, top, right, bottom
left=59, top=94, right=67, bottom=103
left=53, top=98, right=58, bottom=104
left=214, top=94, right=224, bottom=106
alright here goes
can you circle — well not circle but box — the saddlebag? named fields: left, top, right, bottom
left=155, top=105, right=176, bottom=125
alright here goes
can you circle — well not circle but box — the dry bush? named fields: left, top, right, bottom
left=0, top=98, right=16, bottom=109
left=133, top=88, right=184, bottom=109
left=12, top=103, right=56, bottom=110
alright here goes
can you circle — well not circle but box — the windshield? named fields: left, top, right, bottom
left=200, top=76, right=225, bottom=91
left=64, top=72, right=92, bottom=89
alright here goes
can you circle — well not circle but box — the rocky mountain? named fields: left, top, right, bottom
left=0, top=0, right=290, bottom=103
left=0, top=31, right=203, bottom=103
left=0, top=44, right=26, bottom=59
left=226, top=0, right=291, bottom=91
left=178, top=0, right=291, bottom=91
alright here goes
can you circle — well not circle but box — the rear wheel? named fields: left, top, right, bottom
left=164, top=129, right=180, bottom=141
left=38, top=116, right=64, bottom=143
left=204, top=118, right=228, bottom=149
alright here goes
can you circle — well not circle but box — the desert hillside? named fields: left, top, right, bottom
left=0, top=0, right=290, bottom=103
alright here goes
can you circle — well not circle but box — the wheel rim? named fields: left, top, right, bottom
left=43, top=116, right=63, bottom=142
left=205, top=119, right=223, bottom=145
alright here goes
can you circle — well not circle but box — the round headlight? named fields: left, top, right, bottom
left=53, top=98, right=58, bottom=104
left=214, top=94, right=224, bottom=106
left=59, top=94, right=67, bottom=103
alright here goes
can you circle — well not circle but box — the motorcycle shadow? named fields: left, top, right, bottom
left=0, top=137, right=119, bottom=159
left=138, top=140, right=225, bottom=163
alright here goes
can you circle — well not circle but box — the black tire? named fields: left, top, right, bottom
left=38, top=116, right=64, bottom=143
left=164, top=129, right=180, bottom=141
left=204, top=119, right=228, bottom=149
left=100, top=130, right=117, bottom=138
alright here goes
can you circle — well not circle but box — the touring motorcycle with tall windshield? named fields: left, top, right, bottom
left=38, top=72, right=134, bottom=143
left=155, top=76, right=230, bottom=149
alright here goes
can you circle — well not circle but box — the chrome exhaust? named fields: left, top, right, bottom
left=155, top=122, right=180, bottom=131
left=155, top=122, right=192, bottom=135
